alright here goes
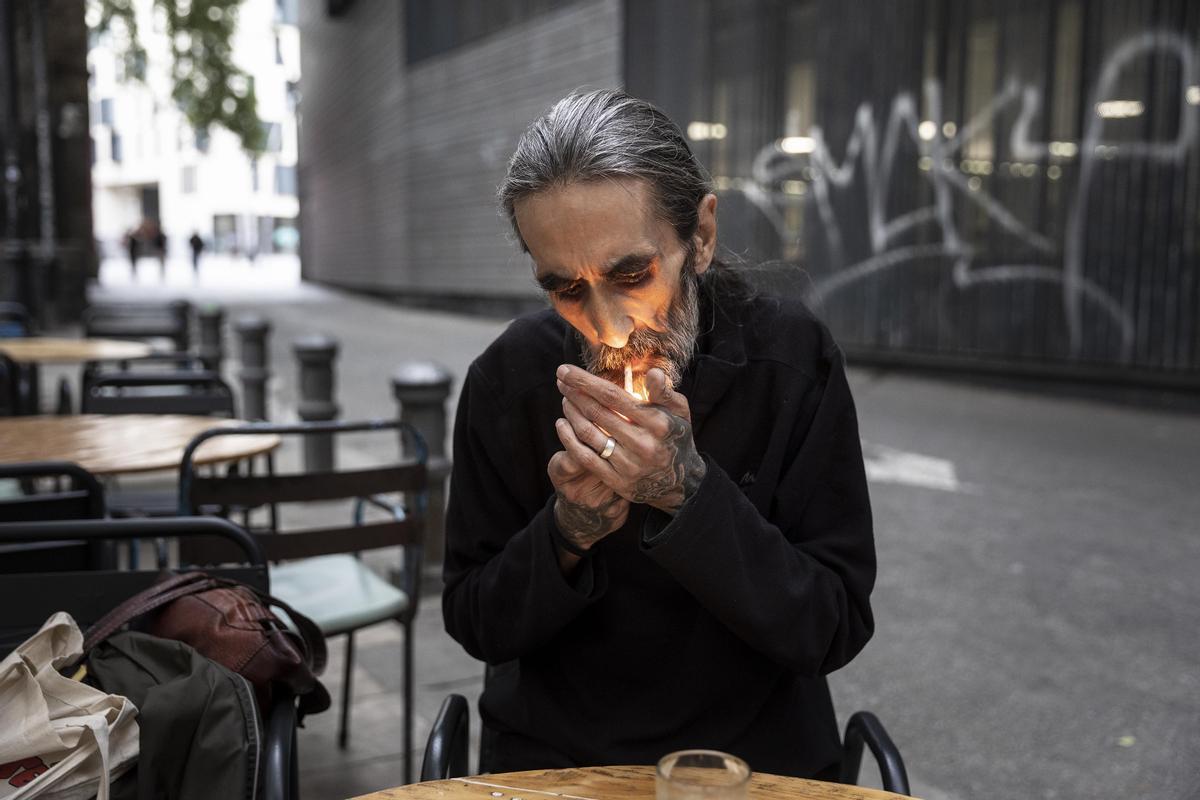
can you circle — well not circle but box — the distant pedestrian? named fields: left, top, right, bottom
left=188, top=232, right=205, bottom=279
left=153, top=225, right=167, bottom=281
left=124, top=229, right=139, bottom=273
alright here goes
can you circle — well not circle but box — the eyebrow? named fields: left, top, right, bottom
left=534, top=252, right=658, bottom=293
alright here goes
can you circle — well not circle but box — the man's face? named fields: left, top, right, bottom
left=514, top=178, right=707, bottom=388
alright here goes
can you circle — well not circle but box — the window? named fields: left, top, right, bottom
left=181, top=165, right=197, bottom=193
left=194, top=127, right=210, bottom=153
left=275, top=35, right=284, bottom=65
left=260, top=121, right=283, bottom=153
left=286, top=81, right=301, bottom=113
left=274, top=164, right=297, bottom=196
left=250, top=158, right=260, bottom=193
left=404, top=0, right=584, bottom=64
left=100, top=98, right=114, bottom=126
left=110, top=131, right=122, bottom=163
left=275, top=0, right=297, bottom=25
left=213, top=214, right=239, bottom=253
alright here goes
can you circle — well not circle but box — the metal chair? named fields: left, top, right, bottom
left=81, top=371, right=236, bottom=417
left=420, top=694, right=910, bottom=795
left=0, top=516, right=298, bottom=800
left=81, top=352, right=208, bottom=393
left=0, top=301, right=33, bottom=337
left=80, top=371, right=239, bottom=563
left=178, top=418, right=429, bottom=785
left=0, top=352, right=26, bottom=415
left=82, top=300, right=191, bottom=352
left=0, top=461, right=109, bottom=572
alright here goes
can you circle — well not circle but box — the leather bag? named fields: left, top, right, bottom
left=80, top=572, right=330, bottom=719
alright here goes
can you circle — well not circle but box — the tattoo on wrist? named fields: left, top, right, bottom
left=555, top=491, right=625, bottom=549
left=631, top=411, right=706, bottom=513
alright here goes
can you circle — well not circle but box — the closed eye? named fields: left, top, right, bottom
left=551, top=282, right=585, bottom=301
left=610, top=269, right=651, bottom=287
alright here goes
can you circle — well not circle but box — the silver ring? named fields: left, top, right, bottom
left=599, top=437, right=616, bottom=460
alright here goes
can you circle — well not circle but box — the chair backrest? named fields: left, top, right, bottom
left=0, top=461, right=106, bottom=522
left=81, top=352, right=208, bottom=395
left=0, top=352, right=23, bottom=415
left=81, top=371, right=237, bottom=417
left=0, top=516, right=267, bottom=658
left=0, top=462, right=108, bottom=572
left=82, top=300, right=191, bottom=350
left=177, top=419, right=428, bottom=607
left=421, top=694, right=470, bottom=781
left=0, top=301, right=33, bottom=337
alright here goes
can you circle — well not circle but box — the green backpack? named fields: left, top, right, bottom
left=87, top=632, right=262, bottom=800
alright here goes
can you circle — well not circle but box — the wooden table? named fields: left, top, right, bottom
left=351, top=766, right=915, bottom=800
left=0, top=415, right=280, bottom=475
left=0, top=337, right=153, bottom=364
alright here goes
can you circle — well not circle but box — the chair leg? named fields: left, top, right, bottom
left=338, top=630, right=355, bottom=749
left=404, top=620, right=413, bottom=785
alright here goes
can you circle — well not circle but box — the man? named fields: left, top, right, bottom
left=188, top=231, right=205, bottom=278
left=443, top=89, right=875, bottom=779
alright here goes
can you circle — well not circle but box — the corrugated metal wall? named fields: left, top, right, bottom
left=663, top=0, right=1200, bottom=385
left=297, top=0, right=621, bottom=302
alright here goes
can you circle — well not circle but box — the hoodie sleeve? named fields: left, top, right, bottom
left=442, top=363, right=608, bottom=664
left=641, top=345, right=876, bottom=676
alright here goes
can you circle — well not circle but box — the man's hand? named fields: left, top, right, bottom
left=547, top=444, right=630, bottom=555
left=555, top=364, right=706, bottom=515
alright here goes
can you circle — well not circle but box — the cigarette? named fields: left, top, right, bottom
left=625, top=364, right=634, bottom=396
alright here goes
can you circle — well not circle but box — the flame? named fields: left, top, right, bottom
left=624, top=363, right=649, bottom=402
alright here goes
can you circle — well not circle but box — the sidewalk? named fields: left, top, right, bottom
left=77, top=263, right=1200, bottom=800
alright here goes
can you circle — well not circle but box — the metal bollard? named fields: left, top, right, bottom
left=197, top=304, right=225, bottom=373
left=235, top=315, right=271, bottom=421
left=169, top=300, right=192, bottom=351
left=391, top=361, right=453, bottom=583
left=294, top=335, right=339, bottom=471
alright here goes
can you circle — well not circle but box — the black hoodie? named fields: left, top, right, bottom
left=443, top=287, right=876, bottom=778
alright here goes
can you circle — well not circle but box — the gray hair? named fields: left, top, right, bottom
left=499, top=88, right=713, bottom=249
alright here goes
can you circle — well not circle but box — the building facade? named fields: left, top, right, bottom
left=300, top=0, right=1199, bottom=388
left=89, top=0, right=301, bottom=264
left=0, top=0, right=93, bottom=324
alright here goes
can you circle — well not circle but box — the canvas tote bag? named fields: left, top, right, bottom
left=0, top=613, right=138, bottom=800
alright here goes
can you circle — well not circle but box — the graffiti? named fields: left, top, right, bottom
left=729, top=30, right=1198, bottom=359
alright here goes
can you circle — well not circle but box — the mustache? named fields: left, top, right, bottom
left=578, top=265, right=700, bottom=389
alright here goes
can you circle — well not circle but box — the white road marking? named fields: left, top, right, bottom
left=862, top=442, right=969, bottom=493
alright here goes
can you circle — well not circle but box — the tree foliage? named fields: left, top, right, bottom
left=90, top=0, right=264, bottom=153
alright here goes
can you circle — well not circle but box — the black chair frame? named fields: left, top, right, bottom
left=0, top=461, right=109, bottom=570
left=421, top=694, right=911, bottom=795
left=81, top=371, right=237, bottom=417
left=0, top=516, right=298, bottom=800
left=178, top=418, right=429, bottom=785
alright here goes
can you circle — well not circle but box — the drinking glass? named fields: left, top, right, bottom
left=655, top=749, right=751, bottom=800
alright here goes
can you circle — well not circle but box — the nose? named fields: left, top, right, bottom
left=587, top=296, right=634, bottom=349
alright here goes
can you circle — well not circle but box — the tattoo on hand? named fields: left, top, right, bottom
left=555, top=491, right=625, bottom=549
left=631, top=411, right=706, bottom=513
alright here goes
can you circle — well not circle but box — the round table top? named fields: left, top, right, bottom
left=0, top=415, right=281, bottom=475
left=0, top=337, right=154, bottom=364
left=351, top=766, right=913, bottom=800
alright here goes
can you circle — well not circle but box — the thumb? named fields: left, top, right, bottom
left=645, top=368, right=691, bottom=423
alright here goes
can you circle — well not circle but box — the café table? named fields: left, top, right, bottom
left=0, top=336, right=153, bottom=364
left=351, top=766, right=915, bottom=800
left=0, top=337, right=154, bottom=413
left=0, top=414, right=280, bottom=475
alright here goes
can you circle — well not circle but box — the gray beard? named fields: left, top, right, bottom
left=576, top=261, right=700, bottom=389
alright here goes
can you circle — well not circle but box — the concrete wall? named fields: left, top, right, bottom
left=298, top=0, right=622, bottom=306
